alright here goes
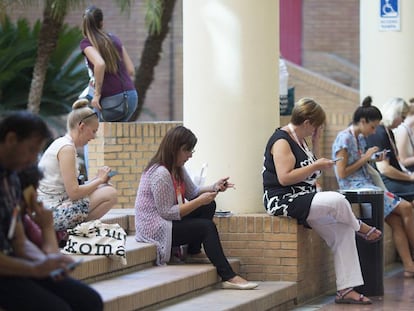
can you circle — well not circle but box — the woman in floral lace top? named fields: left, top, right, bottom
left=134, top=126, right=257, bottom=290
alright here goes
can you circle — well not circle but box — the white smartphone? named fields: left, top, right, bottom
left=332, top=157, right=343, bottom=163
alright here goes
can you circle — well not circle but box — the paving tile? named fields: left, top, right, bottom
left=293, top=263, right=414, bottom=310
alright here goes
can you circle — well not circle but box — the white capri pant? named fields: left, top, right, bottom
left=306, top=191, right=363, bottom=291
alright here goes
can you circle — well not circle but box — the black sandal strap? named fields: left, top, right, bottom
left=337, top=287, right=354, bottom=299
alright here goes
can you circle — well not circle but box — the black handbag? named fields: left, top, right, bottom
left=100, top=51, right=129, bottom=122
left=100, top=91, right=129, bottom=122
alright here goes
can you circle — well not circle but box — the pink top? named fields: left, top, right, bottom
left=134, top=165, right=199, bottom=264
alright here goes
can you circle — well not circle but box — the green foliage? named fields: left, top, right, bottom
left=0, top=16, right=88, bottom=115
left=145, top=0, right=163, bottom=35
left=40, top=24, right=88, bottom=115
left=0, top=17, right=38, bottom=109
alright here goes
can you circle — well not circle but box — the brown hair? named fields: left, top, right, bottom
left=145, top=126, right=197, bottom=180
left=290, top=97, right=326, bottom=128
left=82, top=5, right=120, bottom=74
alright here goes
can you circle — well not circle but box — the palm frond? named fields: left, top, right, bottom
left=145, top=0, right=163, bottom=35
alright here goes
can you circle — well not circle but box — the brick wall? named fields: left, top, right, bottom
left=215, top=214, right=335, bottom=303
left=215, top=213, right=394, bottom=303
left=87, top=122, right=182, bottom=209
left=86, top=122, right=336, bottom=304
left=302, top=0, right=360, bottom=66
left=87, top=121, right=396, bottom=303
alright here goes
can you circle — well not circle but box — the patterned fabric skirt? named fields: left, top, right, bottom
left=38, top=193, right=89, bottom=231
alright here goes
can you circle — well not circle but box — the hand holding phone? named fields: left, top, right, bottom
left=108, top=170, right=118, bottom=178
left=49, top=259, right=84, bottom=279
left=371, top=149, right=391, bottom=160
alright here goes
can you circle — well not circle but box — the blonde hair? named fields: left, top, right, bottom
left=290, top=97, right=326, bottom=128
left=67, top=99, right=97, bottom=131
left=380, top=97, right=408, bottom=127
left=407, top=101, right=414, bottom=116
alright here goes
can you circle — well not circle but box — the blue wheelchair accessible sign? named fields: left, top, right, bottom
left=379, top=0, right=400, bottom=31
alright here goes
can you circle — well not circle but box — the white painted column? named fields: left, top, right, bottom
left=183, top=0, right=279, bottom=213
left=361, top=0, right=414, bottom=108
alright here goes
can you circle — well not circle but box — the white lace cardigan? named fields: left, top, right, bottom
left=134, top=164, right=199, bottom=264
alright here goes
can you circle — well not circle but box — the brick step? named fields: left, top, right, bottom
left=69, top=236, right=156, bottom=283
left=155, top=281, right=297, bottom=311
left=68, top=210, right=300, bottom=310
left=90, top=260, right=241, bottom=311
left=101, top=208, right=135, bottom=235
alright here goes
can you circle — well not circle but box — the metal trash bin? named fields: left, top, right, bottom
left=339, top=189, right=384, bottom=296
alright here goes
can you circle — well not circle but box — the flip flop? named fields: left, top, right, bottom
left=356, top=222, right=382, bottom=243
left=335, top=288, right=372, bottom=305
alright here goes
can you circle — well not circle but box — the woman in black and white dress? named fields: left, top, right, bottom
left=262, top=98, right=382, bottom=305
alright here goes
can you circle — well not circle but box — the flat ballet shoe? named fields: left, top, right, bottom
left=222, top=281, right=258, bottom=290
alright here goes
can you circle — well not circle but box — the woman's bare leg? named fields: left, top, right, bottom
left=87, top=185, right=117, bottom=220
left=385, top=213, right=414, bottom=274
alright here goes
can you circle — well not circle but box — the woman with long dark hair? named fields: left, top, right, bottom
left=135, top=126, right=258, bottom=290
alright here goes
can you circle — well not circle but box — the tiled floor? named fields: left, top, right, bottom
left=293, top=263, right=414, bottom=310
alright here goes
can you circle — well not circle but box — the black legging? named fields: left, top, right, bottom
left=171, top=201, right=236, bottom=281
left=0, top=276, right=103, bottom=311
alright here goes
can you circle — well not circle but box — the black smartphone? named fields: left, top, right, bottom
left=49, top=259, right=84, bottom=279
left=332, top=157, right=343, bottom=163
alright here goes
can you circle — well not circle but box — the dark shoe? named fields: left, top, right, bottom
left=335, top=288, right=372, bottom=305
left=168, top=245, right=188, bottom=264
left=167, top=255, right=186, bottom=265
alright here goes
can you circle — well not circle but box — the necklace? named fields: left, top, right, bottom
left=348, top=125, right=369, bottom=177
left=349, top=125, right=362, bottom=156
left=287, top=123, right=315, bottom=162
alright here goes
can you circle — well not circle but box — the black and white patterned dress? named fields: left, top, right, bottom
left=262, top=128, right=320, bottom=226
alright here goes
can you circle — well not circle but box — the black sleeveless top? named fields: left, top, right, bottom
left=262, top=128, right=318, bottom=226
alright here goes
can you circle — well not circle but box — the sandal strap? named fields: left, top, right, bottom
left=358, top=294, right=365, bottom=301
left=366, top=226, right=377, bottom=238
left=337, top=287, right=354, bottom=298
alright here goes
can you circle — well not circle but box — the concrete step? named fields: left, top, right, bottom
left=156, top=281, right=297, bottom=311
left=90, top=261, right=241, bottom=311
left=69, top=236, right=156, bottom=283
left=101, top=208, right=135, bottom=235
left=68, top=210, right=299, bottom=310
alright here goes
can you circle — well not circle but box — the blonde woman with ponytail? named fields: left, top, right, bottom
left=81, top=5, right=138, bottom=121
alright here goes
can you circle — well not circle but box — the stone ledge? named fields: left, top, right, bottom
left=214, top=213, right=335, bottom=303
